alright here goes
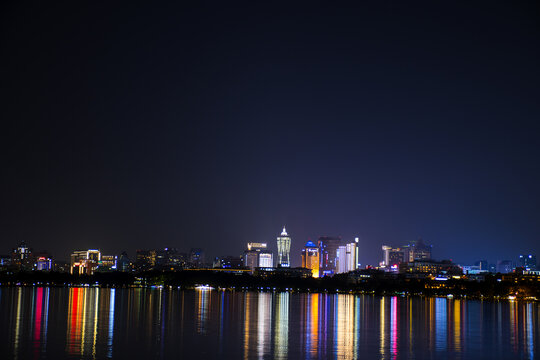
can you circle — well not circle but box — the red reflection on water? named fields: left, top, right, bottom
left=390, top=296, right=398, bottom=359
left=33, top=287, right=43, bottom=358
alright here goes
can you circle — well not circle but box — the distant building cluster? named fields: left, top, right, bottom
left=0, top=229, right=537, bottom=281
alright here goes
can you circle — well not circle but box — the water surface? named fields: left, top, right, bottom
left=0, top=287, right=538, bottom=359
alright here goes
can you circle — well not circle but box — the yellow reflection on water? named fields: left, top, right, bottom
left=335, top=294, right=354, bottom=359
left=13, top=287, right=22, bottom=360
left=66, top=288, right=83, bottom=356
left=307, top=293, right=319, bottom=357
left=274, top=292, right=289, bottom=359
left=92, top=288, right=100, bottom=359
left=380, top=296, right=386, bottom=359
left=243, top=292, right=255, bottom=360
left=509, top=299, right=517, bottom=351
left=257, top=292, right=272, bottom=358
left=453, top=300, right=461, bottom=352
left=196, top=287, right=211, bottom=334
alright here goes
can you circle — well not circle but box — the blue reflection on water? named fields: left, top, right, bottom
left=1, top=288, right=539, bottom=360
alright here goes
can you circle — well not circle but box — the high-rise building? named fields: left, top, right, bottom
left=70, top=249, right=101, bottom=275
left=243, top=243, right=273, bottom=271
left=519, top=254, right=537, bottom=271
left=403, top=238, right=432, bottom=262
left=12, top=241, right=33, bottom=270
left=301, top=240, right=319, bottom=278
left=100, top=255, right=117, bottom=270
left=214, top=256, right=243, bottom=269
left=259, top=252, right=273, bottom=267
left=135, top=250, right=153, bottom=270
left=318, top=236, right=342, bottom=276
left=117, top=251, right=132, bottom=272
left=382, top=246, right=405, bottom=268
left=346, top=242, right=357, bottom=272
left=336, top=245, right=347, bottom=273
left=189, top=248, right=205, bottom=268
left=35, top=252, right=53, bottom=271
left=474, top=260, right=488, bottom=271
left=277, top=227, right=291, bottom=268
left=496, top=260, right=513, bottom=274
left=335, top=242, right=357, bottom=274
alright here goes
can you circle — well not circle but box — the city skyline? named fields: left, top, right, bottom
left=4, top=228, right=537, bottom=273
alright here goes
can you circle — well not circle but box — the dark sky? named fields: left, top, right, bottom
left=1, top=1, right=539, bottom=266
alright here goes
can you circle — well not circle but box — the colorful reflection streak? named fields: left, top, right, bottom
left=335, top=294, right=354, bottom=359
left=257, top=292, right=272, bottom=358
left=305, top=293, right=320, bottom=357
left=65, top=287, right=118, bottom=359
left=107, top=289, right=115, bottom=358
left=196, top=287, right=211, bottom=335
left=31, top=287, right=50, bottom=358
left=274, top=292, right=289, bottom=359
left=2, top=289, right=540, bottom=359
left=390, top=296, right=398, bottom=360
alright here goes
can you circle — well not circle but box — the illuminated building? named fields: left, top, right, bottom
left=259, top=252, right=273, bottom=268
left=336, top=246, right=347, bottom=273
left=402, top=238, right=432, bottom=262
left=70, top=249, right=101, bottom=275
left=117, top=251, right=132, bottom=272
left=318, top=236, right=342, bottom=276
left=100, top=255, right=117, bottom=270
left=255, top=267, right=312, bottom=278
left=474, top=259, right=488, bottom=270
left=382, top=245, right=405, bottom=268
left=135, top=250, right=153, bottom=270
left=276, top=226, right=291, bottom=268
left=0, top=255, right=11, bottom=267
left=399, top=259, right=462, bottom=276
left=190, top=248, right=205, bottom=268
left=301, top=240, right=319, bottom=277
left=346, top=242, right=357, bottom=271
left=244, top=251, right=259, bottom=271
left=243, top=243, right=273, bottom=271
left=519, top=254, right=537, bottom=271
left=215, top=256, right=243, bottom=269
left=336, top=242, right=358, bottom=274
left=496, top=260, right=513, bottom=274
left=35, top=252, right=53, bottom=271
left=12, top=241, right=33, bottom=270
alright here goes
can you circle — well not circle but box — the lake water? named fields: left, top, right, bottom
left=0, top=287, right=538, bottom=359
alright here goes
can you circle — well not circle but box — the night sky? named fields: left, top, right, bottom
left=1, top=1, right=539, bottom=267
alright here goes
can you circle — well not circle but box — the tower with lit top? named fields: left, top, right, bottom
left=277, top=226, right=291, bottom=267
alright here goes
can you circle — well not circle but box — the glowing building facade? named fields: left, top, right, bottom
left=243, top=242, right=273, bottom=271
left=276, top=227, right=291, bottom=268
left=336, top=242, right=357, bottom=274
left=382, top=246, right=405, bottom=267
left=301, top=240, right=319, bottom=277
left=70, top=249, right=101, bottom=275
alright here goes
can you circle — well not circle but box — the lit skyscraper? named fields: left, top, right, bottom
left=301, top=240, right=319, bottom=277
left=318, top=236, right=342, bottom=276
left=277, top=226, right=291, bottom=267
left=382, top=245, right=405, bottom=267
left=244, top=242, right=273, bottom=271
left=335, top=241, right=357, bottom=274
left=519, top=254, right=537, bottom=270
left=403, top=238, right=432, bottom=262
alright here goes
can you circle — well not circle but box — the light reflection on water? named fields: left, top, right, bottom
left=0, top=288, right=538, bottom=359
